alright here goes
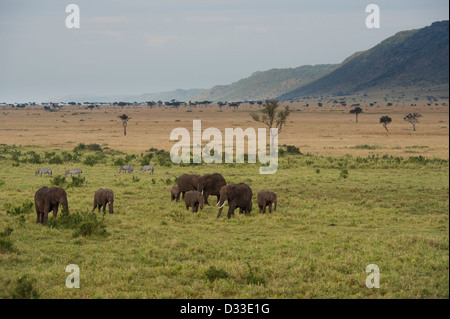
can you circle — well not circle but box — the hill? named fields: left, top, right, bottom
left=278, top=21, right=449, bottom=100
left=191, top=64, right=337, bottom=102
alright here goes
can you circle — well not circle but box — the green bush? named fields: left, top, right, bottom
left=68, top=176, right=85, bottom=188
left=10, top=275, right=40, bottom=299
left=204, top=266, right=230, bottom=282
left=0, top=226, right=15, bottom=253
left=50, top=175, right=66, bottom=186
left=47, top=211, right=109, bottom=238
left=48, top=155, right=63, bottom=164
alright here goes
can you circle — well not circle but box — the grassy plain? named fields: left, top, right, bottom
left=0, top=103, right=448, bottom=299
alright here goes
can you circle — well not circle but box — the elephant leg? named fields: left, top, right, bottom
left=91, top=204, right=96, bottom=213
left=268, top=203, right=272, bottom=213
left=258, top=205, right=263, bottom=214
left=42, top=211, right=49, bottom=225
left=239, top=207, right=244, bottom=214
left=102, top=204, right=107, bottom=213
left=227, top=204, right=236, bottom=219
left=36, top=211, right=41, bottom=224
left=53, top=205, right=59, bottom=217
left=203, top=191, right=210, bottom=206
left=181, top=191, right=185, bottom=200
left=186, top=203, right=189, bottom=210
left=263, top=204, right=267, bottom=214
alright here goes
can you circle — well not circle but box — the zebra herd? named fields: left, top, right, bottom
left=34, top=165, right=154, bottom=178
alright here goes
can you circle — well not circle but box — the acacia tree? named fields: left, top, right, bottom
left=403, top=113, right=422, bottom=131
left=118, top=114, right=131, bottom=136
left=250, top=100, right=290, bottom=152
left=350, top=106, right=363, bottom=123
left=379, top=115, right=392, bottom=131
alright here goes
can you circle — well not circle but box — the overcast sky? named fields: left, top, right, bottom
left=0, top=0, right=448, bottom=102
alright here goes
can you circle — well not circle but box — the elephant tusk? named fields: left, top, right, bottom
left=219, top=202, right=226, bottom=209
left=216, top=201, right=220, bottom=206
left=201, top=191, right=203, bottom=195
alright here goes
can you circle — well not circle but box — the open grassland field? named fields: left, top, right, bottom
left=0, top=102, right=448, bottom=158
left=0, top=103, right=448, bottom=299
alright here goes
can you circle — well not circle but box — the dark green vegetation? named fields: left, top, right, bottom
left=278, top=21, right=449, bottom=100
left=0, top=145, right=448, bottom=298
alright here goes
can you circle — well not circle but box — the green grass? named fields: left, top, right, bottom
left=0, top=146, right=448, bottom=298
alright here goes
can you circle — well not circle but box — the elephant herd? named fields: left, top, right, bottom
left=171, top=173, right=277, bottom=219
left=32, top=170, right=276, bottom=226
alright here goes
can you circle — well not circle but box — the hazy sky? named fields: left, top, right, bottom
left=0, top=0, right=448, bottom=102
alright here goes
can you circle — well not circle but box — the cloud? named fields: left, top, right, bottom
left=234, top=25, right=268, bottom=32
left=91, top=16, right=127, bottom=23
left=186, top=16, right=232, bottom=23
left=143, top=34, right=177, bottom=47
left=89, top=30, right=122, bottom=38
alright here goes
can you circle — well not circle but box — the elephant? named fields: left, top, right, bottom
left=34, top=186, right=69, bottom=225
left=92, top=188, right=114, bottom=214
left=170, top=185, right=180, bottom=202
left=197, top=173, right=226, bottom=206
left=216, top=183, right=253, bottom=219
left=257, top=191, right=277, bottom=214
left=177, top=173, right=200, bottom=201
left=184, top=191, right=204, bottom=213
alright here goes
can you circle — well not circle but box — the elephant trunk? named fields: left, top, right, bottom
left=108, top=202, right=114, bottom=214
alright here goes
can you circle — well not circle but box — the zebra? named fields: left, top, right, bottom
left=35, top=168, right=52, bottom=177
left=119, top=165, right=134, bottom=174
left=139, top=165, right=154, bottom=174
left=65, top=168, right=82, bottom=178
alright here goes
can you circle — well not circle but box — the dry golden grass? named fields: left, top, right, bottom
left=0, top=102, right=448, bottom=158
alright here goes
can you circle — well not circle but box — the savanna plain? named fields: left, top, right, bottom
left=0, top=102, right=448, bottom=298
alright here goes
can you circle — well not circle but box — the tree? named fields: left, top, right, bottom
left=118, top=114, right=131, bottom=136
left=250, top=100, right=290, bottom=153
left=379, top=115, right=392, bottom=132
left=403, top=113, right=422, bottom=131
left=350, top=106, right=363, bottom=123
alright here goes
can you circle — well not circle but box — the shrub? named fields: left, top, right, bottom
left=50, top=175, right=66, bottom=186
left=83, top=155, right=99, bottom=166
left=114, top=157, right=126, bottom=167
left=48, top=155, right=63, bottom=164
left=340, top=168, right=349, bottom=179
left=27, top=153, right=43, bottom=164
left=5, top=201, right=33, bottom=223
left=0, top=226, right=15, bottom=253
left=204, top=266, right=230, bottom=282
left=244, top=263, right=266, bottom=286
left=10, top=275, right=40, bottom=299
left=68, top=176, right=85, bottom=188
left=47, top=211, right=109, bottom=238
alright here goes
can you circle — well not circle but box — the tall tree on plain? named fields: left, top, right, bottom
left=379, top=115, right=392, bottom=131
left=350, top=106, right=363, bottom=123
left=403, top=113, right=422, bottom=131
left=250, top=100, right=290, bottom=153
left=119, top=114, right=131, bottom=136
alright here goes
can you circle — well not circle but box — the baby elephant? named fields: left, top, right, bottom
left=170, top=185, right=180, bottom=202
left=257, top=191, right=277, bottom=214
left=184, top=190, right=204, bottom=213
left=92, top=188, right=114, bottom=214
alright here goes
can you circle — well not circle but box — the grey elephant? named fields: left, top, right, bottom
left=216, top=183, right=253, bottom=219
left=197, top=173, right=226, bottom=206
left=184, top=190, right=204, bottom=213
left=177, top=173, right=200, bottom=201
left=257, top=191, right=277, bottom=214
left=170, top=185, right=180, bottom=202
left=92, top=188, right=114, bottom=214
left=34, top=186, right=69, bottom=225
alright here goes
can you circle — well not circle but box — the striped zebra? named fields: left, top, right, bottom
left=140, top=165, right=154, bottom=174
left=35, top=168, right=52, bottom=177
left=65, top=168, right=82, bottom=178
left=119, top=165, right=134, bottom=174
